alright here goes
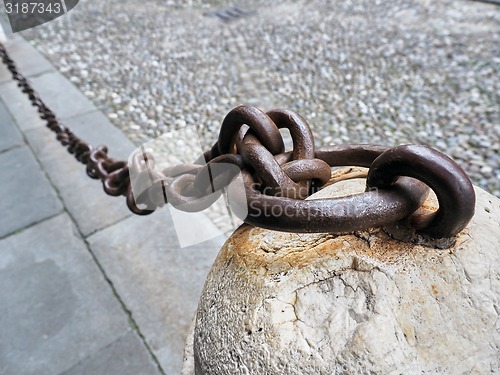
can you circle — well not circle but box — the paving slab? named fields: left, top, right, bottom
left=60, top=331, right=161, bottom=375
left=0, top=213, right=132, bottom=375
left=0, top=35, right=21, bottom=84
left=0, top=145, right=62, bottom=239
left=87, top=208, right=224, bottom=375
left=61, top=110, right=135, bottom=161
left=29, top=71, right=95, bottom=120
left=0, top=36, right=53, bottom=83
left=0, top=80, right=46, bottom=131
left=24, top=125, right=132, bottom=237
left=0, top=99, right=23, bottom=152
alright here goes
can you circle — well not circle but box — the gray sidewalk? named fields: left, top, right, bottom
left=0, top=35, right=222, bottom=375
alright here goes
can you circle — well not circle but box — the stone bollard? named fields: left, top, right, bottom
left=182, top=178, right=500, bottom=374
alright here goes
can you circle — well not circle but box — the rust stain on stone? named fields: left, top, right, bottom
left=431, top=285, right=439, bottom=295
left=212, top=183, right=465, bottom=283
left=218, top=221, right=454, bottom=282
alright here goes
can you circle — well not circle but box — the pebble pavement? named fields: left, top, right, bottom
left=21, top=0, right=500, bottom=197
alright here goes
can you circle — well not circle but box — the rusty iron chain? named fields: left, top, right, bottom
left=0, top=43, right=147, bottom=215
left=0, top=42, right=476, bottom=243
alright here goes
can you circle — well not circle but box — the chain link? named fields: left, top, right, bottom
left=0, top=42, right=476, bottom=243
left=0, top=43, right=151, bottom=215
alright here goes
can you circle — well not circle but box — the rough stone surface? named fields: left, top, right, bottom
left=192, top=183, right=500, bottom=374
left=182, top=315, right=196, bottom=375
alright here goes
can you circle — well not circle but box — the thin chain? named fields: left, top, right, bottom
left=0, top=42, right=149, bottom=214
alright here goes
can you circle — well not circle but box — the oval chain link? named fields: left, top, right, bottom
left=0, top=43, right=476, bottom=241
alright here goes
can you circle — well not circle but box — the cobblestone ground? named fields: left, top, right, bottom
left=21, top=0, right=500, bottom=196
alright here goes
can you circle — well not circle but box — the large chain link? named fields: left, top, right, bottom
left=0, top=42, right=476, bottom=243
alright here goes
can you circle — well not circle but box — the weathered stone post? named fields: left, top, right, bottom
left=182, top=179, right=499, bottom=374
